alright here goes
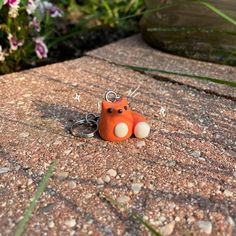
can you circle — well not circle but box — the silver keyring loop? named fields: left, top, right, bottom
left=85, top=113, right=99, bottom=124
left=70, top=119, right=98, bottom=138
left=105, top=90, right=120, bottom=103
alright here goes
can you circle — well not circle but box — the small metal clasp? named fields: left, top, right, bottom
left=105, top=90, right=120, bottom=103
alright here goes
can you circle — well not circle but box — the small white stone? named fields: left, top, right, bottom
left=65, top=219, right=76, bottom=228
left=136, top=141, right=146, bottom=148
left=175, top=216, right=180, bottom=222
left=227, top=216, right=235, bottom=227
left=187, top=182, right=194, bottom=188
left=97, top=178, right=104, bottom=185
left=224, top=190, right=233, bottom=197
left=117, top=196, right=130, bottom=204
left=48, top=221, right=55, bottom=228
left=64, top=149, right=72, bottom=155
left=233, top=171, right=236, bottom=178
left=191, top=150, right=201, bottom=158
left=134, top=122, right=150, bottom=139
left=19, top=132, right=29, bottom=138
left=57, top=171, right=69, bottom=181
left=160, top=221, right=175, bottom=236
left=68, top=181, right=77, bottom=189
left=104, top=175, right=111, bottom=183
left=0, top=167, right=10, bottom=174
left=131, top=183, right=143, bottom=194
left=114, top=122, right=128, bottom=138
left=27, top=179, right=33, bottom=185
left=196, top=221, right=212, bottom=234
left=107, top=169, right=117, bottom=177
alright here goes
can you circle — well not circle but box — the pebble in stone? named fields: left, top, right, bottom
left=191, top=151, right=201, bottom=158
left=224, top=190, right=233, bottom=197
left=196, top=221, right=212, bottom=234
left=167, top=160, right=176, bottom=167
left=160, top=221, right=175, bottom=236
left=136, top=140, right=146, bottom=148
left=68, top=181, right=77, bottom=189
left=0, top=167, right=10, bottom=174
left=131, top=183, right=143, bottom=194
left=64, top=149, right=72, bottom=155
left=65, top=219, right=76, bottom=228
left=233, top=171, right=236, bottom=178
left=104, top=175, right=111, bottom=183
left=57, top=171, right=69, bottom=181
left=187, top=182, right=194, bottom=188
left=97, top=178, right=104, bottom=185
left=227, top=216, right=235, bottom=227
left=27, top=179, right=33, bottom=185
left=107, top=169, right=117, bottom=177
left=117, top=196, right=130, bottom=204
left=48, top=221, right=55, bottom=228
left=19, top=132, right=30, bottom=138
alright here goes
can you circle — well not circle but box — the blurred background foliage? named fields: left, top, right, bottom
left=0, top=0, right=144, bottom=74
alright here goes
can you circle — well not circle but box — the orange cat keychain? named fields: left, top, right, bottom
left=70, top=91, right=150, bottom=142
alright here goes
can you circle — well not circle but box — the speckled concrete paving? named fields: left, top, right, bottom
left=0, top=38, right=236, bottom=236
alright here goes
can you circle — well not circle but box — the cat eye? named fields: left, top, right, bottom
left=107, top=108, right=113, bottom=113
left=124, top=106, right=128, bottom=110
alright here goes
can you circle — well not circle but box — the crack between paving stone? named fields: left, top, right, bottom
left=86, top=55, right=236, bottom=102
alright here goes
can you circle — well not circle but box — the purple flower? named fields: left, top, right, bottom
left=26, top=0, right=38, bottom=15
left=35, top=37, right=48, bottom=59
left=8, top=34, right=23, bottom=51
left=42, top=1, right=63, bottom=18
left=29, top=17, right=41, bottom=32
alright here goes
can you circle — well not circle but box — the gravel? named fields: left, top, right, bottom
left=196, top=221, right=212, bottom=234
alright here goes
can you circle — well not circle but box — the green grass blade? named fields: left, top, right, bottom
left=14, top=161, right=56, bottom=236
left=132, top=213, right=161, bottom=236
left=147, top=26, right=236, bottom=35
left=198, top=1, right=236, bottom=27
left=123, top=65, right=236, bottom=87
left=99, top=193, right=161, bottom=236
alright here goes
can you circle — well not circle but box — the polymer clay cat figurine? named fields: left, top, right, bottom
left=98, top=97, right=150, bottom=142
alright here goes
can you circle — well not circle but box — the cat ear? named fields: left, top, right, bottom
left=102, top=101, right=112, bottom=110
left=120, top=97, right=128, bottom=106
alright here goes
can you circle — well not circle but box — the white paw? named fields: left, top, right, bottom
left=114, top=122, right=128, bottom=138
left=134, top=122, right=150, bottom=138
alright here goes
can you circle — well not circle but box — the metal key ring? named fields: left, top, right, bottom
left=85, top=113, right=99, bottom=125
left=105, top=90, right=120, bottom=103
left=70, top=119, right=98, bottom=138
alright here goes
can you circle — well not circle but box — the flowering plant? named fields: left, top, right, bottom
left=0, top=0, right=63, bottom=74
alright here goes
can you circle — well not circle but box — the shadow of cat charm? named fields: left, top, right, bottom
left=98, top=97, right=150, bottom=142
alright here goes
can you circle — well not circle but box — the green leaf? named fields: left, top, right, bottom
left=14, top=161, right=56, bottom=236
left=198, top=0, right=236, bottom=27
left=0, top=0, right=4, bottom=10
left=123, top=65, right=236, bottom=87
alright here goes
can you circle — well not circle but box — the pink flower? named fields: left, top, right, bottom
left=4, top=0, right=20, bottom=7
left=8, top=34, right=24, bottom=51
left=35, top=37, right=48, bottom=59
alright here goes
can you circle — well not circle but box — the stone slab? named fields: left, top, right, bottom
left=87, top=35, right=236, bottom=99
left=0, top=55, right=235, bottom=236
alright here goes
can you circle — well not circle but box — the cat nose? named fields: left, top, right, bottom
left=118, top=109, right=123, bottom=114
